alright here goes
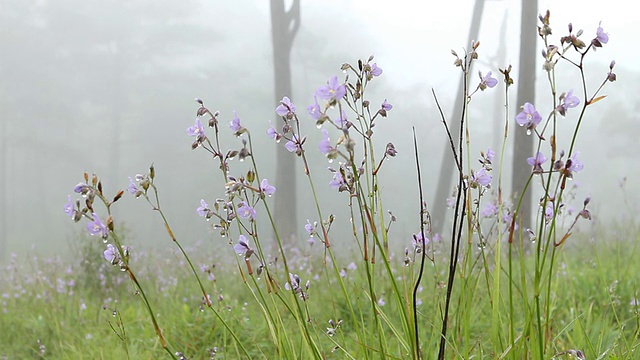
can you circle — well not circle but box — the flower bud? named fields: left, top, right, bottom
left=579, top=209, right=591, bottom=220
left=106, top=215, right=114, bottom=231
left=140, top=178, right=150, bottom=191
left=112, top=189, right=124, bottom=203
left=385, top=143, right=397, bottom=157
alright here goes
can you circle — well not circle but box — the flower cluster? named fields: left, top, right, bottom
left=285, top=273, right=310, bottom=301
left=470, top=147, right=494, bottom=189
left=65, top=173, right=135, bottom=270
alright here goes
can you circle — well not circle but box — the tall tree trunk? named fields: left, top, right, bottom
left=270, top=0, right=300, bottom=243
left=0, top=111, right=6, bottom=260
left=512, top=0, right=538, bottom=228
left=492, top=10, right=509, bottom=155
left=432, top=0, right=485, bottom=235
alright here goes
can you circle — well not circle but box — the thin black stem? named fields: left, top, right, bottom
left=412, top=127, right=426, bottom=360
left=437, top=56, right=470, bottom=360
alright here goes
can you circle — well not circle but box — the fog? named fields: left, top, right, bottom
left=1, top=0, right=636, bottom=261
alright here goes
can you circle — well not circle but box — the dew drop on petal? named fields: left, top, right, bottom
left=526, top=129, right=532, bottom=136
left=316, top=124, right=322, bottom=129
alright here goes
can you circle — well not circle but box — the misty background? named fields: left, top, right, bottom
left=1, top=0, right=636, bottom=262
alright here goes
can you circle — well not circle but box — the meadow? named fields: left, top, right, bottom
left=2, top=11, right=639, bottom=360
left=1, top=226, right=639, bottom=359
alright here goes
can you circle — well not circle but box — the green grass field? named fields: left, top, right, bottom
left=2, top=225, right=639, bottom=359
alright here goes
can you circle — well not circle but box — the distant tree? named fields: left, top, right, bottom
left=0, top=0, right=216, bottom=256
left=270, top=0, right=300, bottom=242
left=432, top=0, right=486, bottom=235
left=512, top=0, right=538, bottom=228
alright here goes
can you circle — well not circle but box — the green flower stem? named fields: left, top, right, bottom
left=142, top=180, right=251, bottom=358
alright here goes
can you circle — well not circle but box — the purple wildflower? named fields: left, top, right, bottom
left=103, top=244, right=118, bottom=264
left=187, top=118, right=206, bottom=141
left=558, top=89, right=580, bottom=116
left=381, top=99, right=393, bottom=112
left=87, top=212, right=108, bottom=239
left=596, top=23, right=609, bottom=44
left=260, top=179, right=276, bottom=197
left=515, top=102, right=542, bottom=134
left=197, top=199, right=210, bottom=217
left=563, top=90, right=580, bottom=109
left=229, top=112, right=240, bottom=131
left=367, top=63, right=383, bottom=78
left=276, top=96, right=296, bottom=118
left=544, top=203, right=554, bottom=222
left=305, top=220, right=315, bottom=235
left=285, top=134, right=301, bottom=154
left=316, top=76, right=346, bottom=102
left=319, top=129, right=331, bottom=155
left=233, top=235, right=254, bottom=259
left=127, top=177, right=139, bottom=195
left=479, top=71, right=498, bottom=90
left=237, top=201, right=256, bottom=220
left=329, top=171, right=345, bottom=190
left=527, top=151, right=547, bottom=174
left=307, top=95, right=322, bottom=120
left=413, top=231, right=429, bottom=253
left=567, top=152, right=584, bottom=174
left=267, top=121, right=281, bottom=142
left=379, top=99, right=393, bottom=117
left=482, top=202, right=498, bottom=218
left=74, top=183, right=90, bottom=195
left=285, top=273, right=310, bottom=300
left=471, top=168, right=492, bottom=188
left=64, top=195, right=75, bottom=218
left=305, top=220, right=316, bottom=245
left=486, top=147, right=495, bottom=162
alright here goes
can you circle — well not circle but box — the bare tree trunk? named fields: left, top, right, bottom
left=270, top=0, right=300, bottom=243
left=432, top=0, right=485, bottom=235
left=492, top=10, right=509, bottom=155
left=0, top=112, right=6, bottom=260
left=512, top=0, right=538, bottom=228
